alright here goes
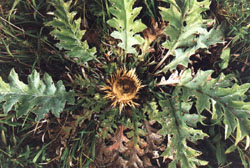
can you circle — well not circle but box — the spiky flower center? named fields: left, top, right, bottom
left=113, top=76, right=137, bottom=99
left=101, top=68, right=143, bottom=111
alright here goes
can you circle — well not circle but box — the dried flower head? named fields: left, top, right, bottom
left=101, top=68, right=143, bottom=112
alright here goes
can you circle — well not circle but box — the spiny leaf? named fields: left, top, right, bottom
left=0, top=69, right=74, bottom=120
left=107, top=0, right=147, bottom=54
left=196, top=24, right=225, bottom=48
left=160, top=48, right=195, bottom=72
left=158, top=98, right=208, bottom=168
left=158, top=25, right=225, bottom=73
left=156, top=0, right=225, bottom=73
left=160, top=0, right=211, bottom=50
left=144, top=94, right=208, bottom=167
left=177, top=69, right=250, bottom=147
left=46, top=0, right=96, bottom=64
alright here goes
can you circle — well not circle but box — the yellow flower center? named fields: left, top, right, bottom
left=101, top=68, right=143, bottom=112
left=113, top=76, right=137, bottom=101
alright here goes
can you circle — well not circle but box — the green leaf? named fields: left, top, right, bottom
left=225, top=144, right=236, bottom=154
left=156, top=0, right=225, bottom=73
left=157, top=97, right=208, bottom=167
left=219, top=48, right=230, bottom=69
left=215, top=138, right=227, bottom=165
left=0, top=69, right=74, bottom=120
left=183, top=113, right=206, bottom=127
left=159, top=48, right=195, bottom=73
left=46, top=0, right=96, bottom=64
left=107, top=0, right=147, bottom=55
left=195, top=92, right=210, bottom=113
left=143, top=100, right=159, bottom=120
left=196, top=24, right=225, bottom=48
left=160, top=0, right=210, bottom=50
left=177, top=69, right=250, bottom=145
left=238, top=147, right=250, bottom=168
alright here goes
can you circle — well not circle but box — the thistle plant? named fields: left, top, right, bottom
left=0, top=0, right=249, bottom=167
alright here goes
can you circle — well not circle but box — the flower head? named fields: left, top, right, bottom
left=101, top=68, right=143, bottom=112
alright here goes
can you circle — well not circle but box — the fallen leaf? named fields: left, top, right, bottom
left=141, top=18, right=165, bottom=61
left=157, top=70, right=183, bottom=86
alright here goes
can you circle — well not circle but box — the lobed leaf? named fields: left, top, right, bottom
left=144, top=95, right=208, bottom=167
left=46, top=0, right=96, bottom=64
left=107, top=0, right=147, bottom=55
left=157, top=0, right=225, bottom=73
left=177, top=69, right=250, bottom=147
left=0, top=69, right=74, bottom=120
left=160, top=0, right=210, bottom=50
left=157, top=98, right=208, bottom=168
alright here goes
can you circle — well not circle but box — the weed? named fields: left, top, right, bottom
left=0, top=0, right=249, bottom=167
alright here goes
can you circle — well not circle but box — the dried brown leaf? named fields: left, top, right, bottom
left=141, top=19, right=165, bottom=60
